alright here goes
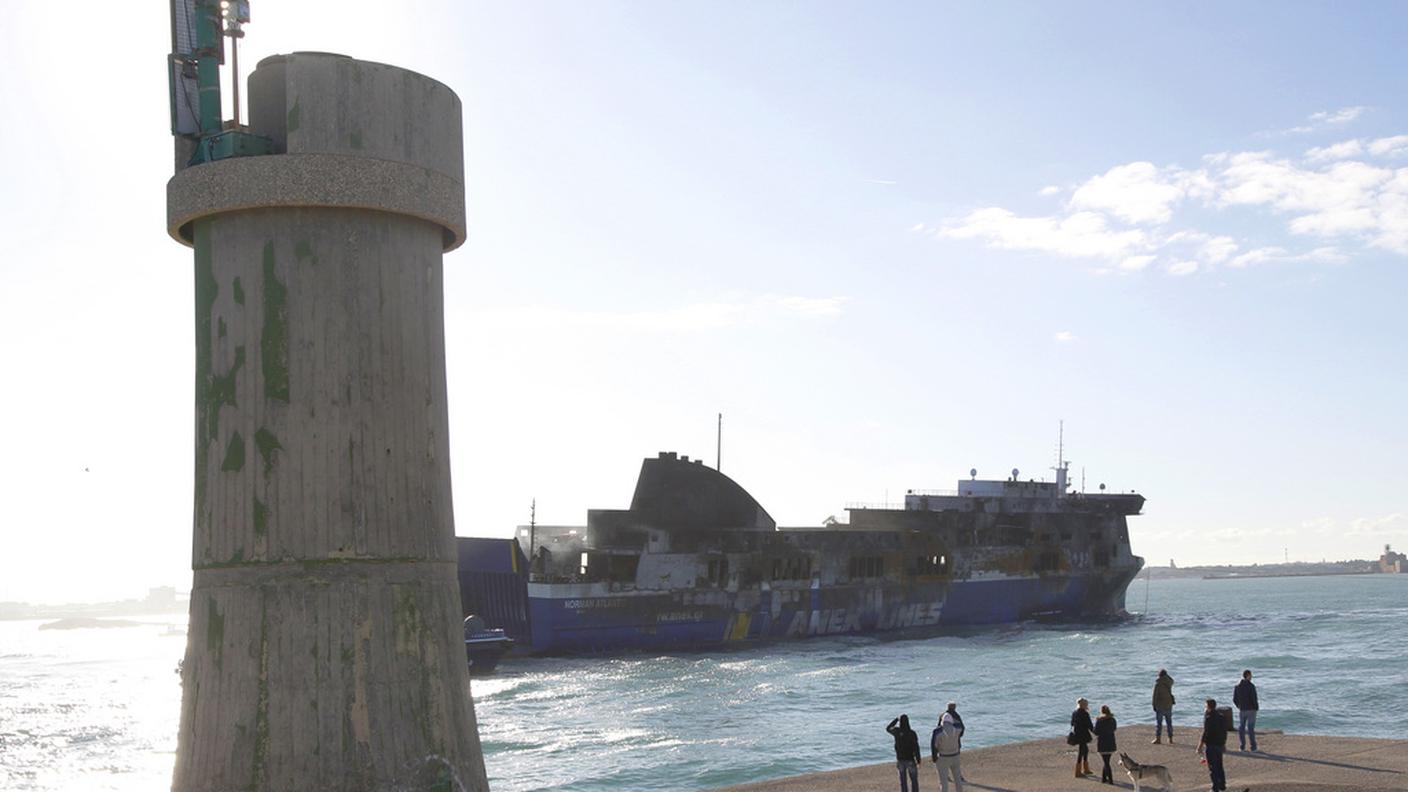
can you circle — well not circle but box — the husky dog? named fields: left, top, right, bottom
left=1118, top=752, right=1172, bottom=791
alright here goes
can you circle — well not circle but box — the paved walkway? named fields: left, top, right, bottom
left=709, top=726, right=1408, bottom=791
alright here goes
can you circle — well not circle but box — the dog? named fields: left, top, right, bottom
left=1118, top=752, right=1173, bottom=791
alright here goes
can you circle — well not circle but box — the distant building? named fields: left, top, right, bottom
left=1380, top=545, right=1407, bottom=574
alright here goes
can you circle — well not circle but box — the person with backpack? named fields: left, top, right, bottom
left=887, top=714, right=923, bottom=792
left=1233, top=669, right=1259, bottom=751
left=1151, top=669, right=1175, bottom=743
left=1198, top=698, right=1230, bottom=792
left=930, top=702, right=964, bottom=792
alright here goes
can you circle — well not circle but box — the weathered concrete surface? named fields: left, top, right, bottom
left=168, top=52, right=487, bottom=791
left=710, top=726, right=1408, bottom=791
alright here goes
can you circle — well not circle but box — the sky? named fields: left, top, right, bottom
left=1, top=1, right=1405, bottom=603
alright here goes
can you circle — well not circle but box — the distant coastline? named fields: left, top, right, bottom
left=1143, top=559, right=1382, bottom=580
left=0, top=586, right=188, bottom=622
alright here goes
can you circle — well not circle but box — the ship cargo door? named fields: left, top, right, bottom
left=456, top=537, right=531, bottom=643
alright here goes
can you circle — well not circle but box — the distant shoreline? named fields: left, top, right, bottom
left=1201, top=569, right=1376, bottom=580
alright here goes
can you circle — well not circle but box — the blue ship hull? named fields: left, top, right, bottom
left=525, top=570, right=1133, bottom=654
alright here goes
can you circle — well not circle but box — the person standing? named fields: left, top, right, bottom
left=887, top=714, right=923, bottom=792
left=1233, top=669, right=1259, bottom=751
left=1071, top=698, right=1095, bottom=777
left=1093, top=705, right=1118, bottom=785
left=1198, top=698, right=1229, bottom=792
left=930, top=703, right=964, bottom=792
left=1151, top=669, right=1175, bottom=743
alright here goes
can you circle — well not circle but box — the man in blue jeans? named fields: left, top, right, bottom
left=1233, top=669, right=1259, bottom=751
left=1151, top=669, right=1175, bottom=743
left=1199, top=698, right=1229, bottom=792
left=887, top=714, right=923, bottom=792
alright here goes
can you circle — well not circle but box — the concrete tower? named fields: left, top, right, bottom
left=166, top=52, right=488, bottom=791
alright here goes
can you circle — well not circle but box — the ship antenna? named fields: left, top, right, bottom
left=528, top=498, right=537, bottom=565
left=717, top=412, right=722, bottom=471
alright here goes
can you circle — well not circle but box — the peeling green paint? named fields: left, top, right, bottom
left=205, top=597, right=225, bottom=670
left=221, top=432, right=246, bottom=472
left=286, top=97, right=301, bottom=133
left=349, top=130, right=363, bottom=149
left=193, top=222, right=217, bottom=514
left=193, top=555, right=434, bottom=571
left=252, top=497, right=268, bottom=538
left=232, top=277, right=245, bottom=306
left=294, top=239, right=312, bottom=261
left=217, top=317, right=227, bottom=339
left=254, top=428, right=281, bottom=476
left=261, top=242, right=290, bottom=403
left=248, top=599, right=270, bottom=792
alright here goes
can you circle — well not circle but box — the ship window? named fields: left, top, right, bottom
left=579, top=552, right=589, bottom=576
left=706, top=557, right=730, bottom=584
left=850, top=556, right=884, bottom=579
left=912, top=554, right=946, bottom=575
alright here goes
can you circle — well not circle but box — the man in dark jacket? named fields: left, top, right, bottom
left=1198, top=698, right=1229, bottom=792
left=887, top=714, right=922, bottom=792
left=1151, top=669, right=1175, bottom=743
left=1233, top=669, right=1259, bottom=751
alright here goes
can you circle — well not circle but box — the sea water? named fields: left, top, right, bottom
left=2, top=575, right=1405, bottom=791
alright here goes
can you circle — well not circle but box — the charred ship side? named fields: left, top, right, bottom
left=457, top=452, right=1144, bottom=654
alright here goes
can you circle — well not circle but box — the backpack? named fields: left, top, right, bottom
left=1218, top=706, right=1234, bottom=730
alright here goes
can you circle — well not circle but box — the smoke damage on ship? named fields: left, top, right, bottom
left=458, top=449, right=1144, bottom=656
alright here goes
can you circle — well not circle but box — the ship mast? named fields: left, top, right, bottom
left=1053, top=419, right=1069, bottom=494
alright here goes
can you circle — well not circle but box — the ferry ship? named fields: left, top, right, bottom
left=456, top=450, right=1144, bottom=654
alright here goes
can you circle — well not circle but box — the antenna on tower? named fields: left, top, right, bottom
left=716, top=412, right=722, bottom=471
left=1051, top=419, right=1069, bottom=493
left=168, top=0, right=270, bottom=168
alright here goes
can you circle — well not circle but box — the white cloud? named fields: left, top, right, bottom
left=1305, top=135, right=1408, bottom=162
left=1039, top=185, right=1062, bottom=196
left=1229, top=246, right=1347, bottom=268
left=938, top=208, right=1149, bottom=260
left=1311, top=106, right=1368, bottom=125
left=1068, top=161, right=1200, bottom=225
left=865, top=178, right=897, bottom=186
left=1285, top=106, right=1370, bottom=133
left=1369, top=135, right=1408, bottom=157
left=1305, top=139, right=1364, bottom=162
left=1303, top=513, right=1405, bottom=538
left=1053, top=330, right=1076, bottom=342
left=1167, top=230, right=1239, bottom=264
left=930, top=125, right=1408, bottom=269
left=476, top=296, right=847, bottom=332
left=1215, top=153, right=1407, bottom=251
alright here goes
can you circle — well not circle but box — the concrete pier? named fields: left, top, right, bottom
left=710, top=725, right=1408, bottom=791
left=166, top=53, right=486, bottom=791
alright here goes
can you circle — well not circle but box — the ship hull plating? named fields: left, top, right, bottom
left=525, top=567, right=1138, bottom=654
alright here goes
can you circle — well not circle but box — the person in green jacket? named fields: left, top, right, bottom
left=1151, top=669, right=1175, bottom=743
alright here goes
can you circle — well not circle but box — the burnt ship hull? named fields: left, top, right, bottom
left=457, top=451, right=1146, bottom=656
left=526, top=568, right=1139, bottom=654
